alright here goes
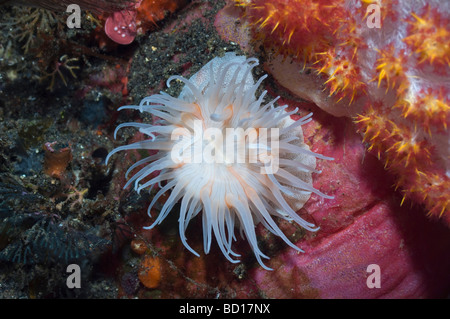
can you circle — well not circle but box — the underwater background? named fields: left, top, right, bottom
left=0, top=0, right=449, bottom=299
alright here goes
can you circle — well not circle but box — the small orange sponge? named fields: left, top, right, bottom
left=138, top=255, right=162, bottom=289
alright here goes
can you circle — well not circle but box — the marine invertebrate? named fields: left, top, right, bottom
left=43, top=141, right=73, bottom=179
left=236, top=0, right=366, bottom=106
left=397, top=87, right=449, bottom=134
left=103, top=0, right=186, bottom=45
left=314, top=48, right=366, bottom=104
left=40, top=55, right=79, bottom=91
left=138, top=255, right=161, bottom=289
left=403, top=5, right=450, bottom=66
left=372, top=45, right=409, bottom=94
left=1, top=6, right=112, bottom=91
left=104, top=9, right=137, bottom=45
left=107, top=53, right=334, bottom=270
left=233, top=0, right=450, bottom=224
left=135, top=0, right=186, bottom=30
left=2, top=6, right=60, bottom=54
left=235, top=0, right=345, bottom=62
left=130, top=238, right=147, bottom=255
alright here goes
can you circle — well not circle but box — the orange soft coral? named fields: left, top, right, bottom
left=403, top=5, right=450, bottom=66
left=314, top=48, right=366, bottom=104
left=235, top=0, right=346, bottom=62
left=396, top=87, right=450, bottom=135
left=373, top=45, right=409, bottom=94
left=136, top=0, right=186, bottom=33
left=234, top=0, right=450, bottom=225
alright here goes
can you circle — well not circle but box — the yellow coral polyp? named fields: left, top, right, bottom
left=338, top=25, right=364, bottom=60
left=354, top=105, right=387, bottom=158
left=236, top=0, right=345, bottom=64
left=420, top=174, right=450, bottom=218
left=385, top=121, right=432, bottom=168
left=238, top=0, right=450, bottom=223
left=396, top=88, right=450, bottom=134
left=356, top=106, right=433, bottom=169
left=420, top=94, right=450, bottom=129
left=416, top=28, right=450, bottom=65
left=373, top=47, right=409, bottom=94
left=315, top=50, right=365, bottom=104
left=387, top=135, right=421, bottom=168
left=404, top=8, right=450, bottom=66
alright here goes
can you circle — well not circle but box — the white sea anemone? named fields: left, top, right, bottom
left=107, top=52, right=333, bottom=270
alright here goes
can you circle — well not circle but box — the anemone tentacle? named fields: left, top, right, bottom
left=108, top=53, right=334, bottom=270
